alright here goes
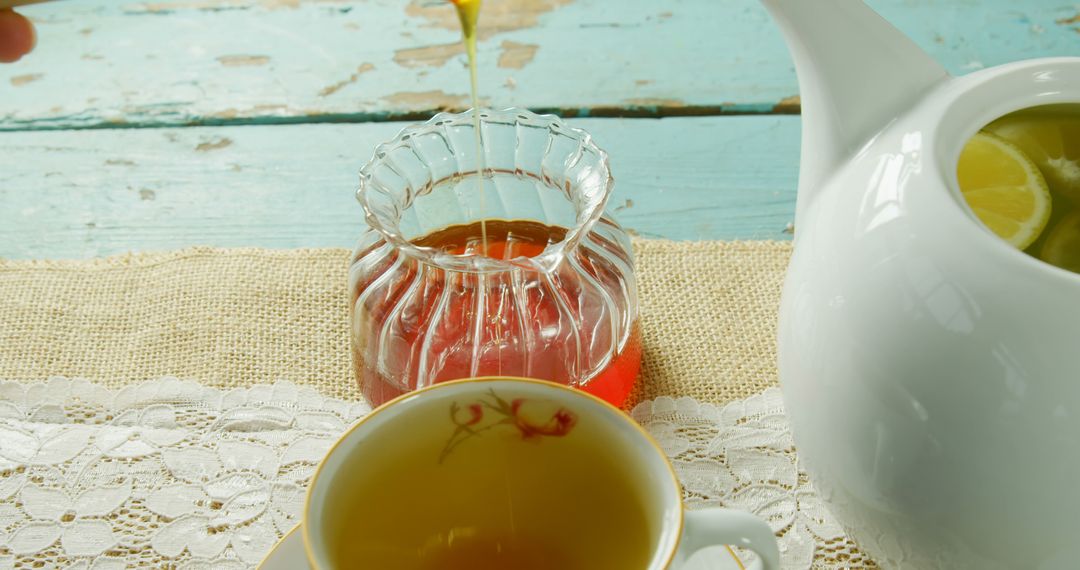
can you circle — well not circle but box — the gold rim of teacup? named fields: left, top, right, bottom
left=299, top=376, right=686, bottom=570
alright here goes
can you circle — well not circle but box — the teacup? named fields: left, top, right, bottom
left=301, top=377, right=780, bottom=569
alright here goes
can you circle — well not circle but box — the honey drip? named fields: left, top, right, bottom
left=453, top=0, right=489, bottom=256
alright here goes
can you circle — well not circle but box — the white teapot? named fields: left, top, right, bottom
left=764, top=0, right=1080, bottom=567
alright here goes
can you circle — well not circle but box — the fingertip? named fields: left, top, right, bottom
left=27, top=11, right=37, bottom=51
left=0, top=10, right=36, bottom=64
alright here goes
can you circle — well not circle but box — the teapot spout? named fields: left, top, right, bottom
left=761, top=0, right=948, bottom=227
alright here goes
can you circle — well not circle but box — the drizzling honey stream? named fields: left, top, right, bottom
left=453, top=0, right=489, bottom=255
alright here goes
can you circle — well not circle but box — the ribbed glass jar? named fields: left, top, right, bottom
left=350, top=109, right=640, bottom=407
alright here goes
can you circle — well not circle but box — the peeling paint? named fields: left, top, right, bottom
left=658, top=11, right=673, bottom=19
left=130, top=0, right=348, bottom=14
left=217, top=54, right=271, bottom=67
left=382, top=90, right=471, bottom=112
left=209, top=104, right=290, bottom=120
left=624, top=97, right=686, bottom=107
left=405, top=0, right=574, bottom=41
left=0, top=0, right=1070, bottom=133
left=578, top=22, right=629, bottom=29
left=139, top=188, right=156, bottom=201
left=105, top=159, right=136, bottom=166
left=393, top=43, right=463, bottom=69
left=1057, top=13, right=1080, bottom=33
left=195, top=137, right=233, bottom=151
left=772, top=95, right=801, bottom=113
left=318, top=63, right=375, bottom=97
left=132, top=0, right=261, bottom=12
left=10, top=74, right=43, bottom=87
left=497, top=40, right=539, bottom=69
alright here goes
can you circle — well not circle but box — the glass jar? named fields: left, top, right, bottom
left=350, top=109, right=640, bottom=407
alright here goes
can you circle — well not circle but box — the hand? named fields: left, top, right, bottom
left=0, top=9, right=35, bottom=63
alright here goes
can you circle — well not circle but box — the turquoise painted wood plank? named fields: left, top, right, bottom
left=1, top=0, right=1077, bottom=130
left=0, top=115, right=799, bottom=259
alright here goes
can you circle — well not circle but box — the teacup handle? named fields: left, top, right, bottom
left=677, top=508, right=780, bottom=570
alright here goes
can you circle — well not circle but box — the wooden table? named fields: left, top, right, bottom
left=0, top=0, right=1076, bottom=259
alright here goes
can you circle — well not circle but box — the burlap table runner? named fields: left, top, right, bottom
left=0, top=240, right=791, bottom=405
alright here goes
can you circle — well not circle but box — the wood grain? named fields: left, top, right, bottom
left=0, top=115, right=799, bottom=259
left=0, top=0, right=1076, bottom=130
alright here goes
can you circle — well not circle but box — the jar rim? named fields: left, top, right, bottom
left=356, top=108, right=614, bottom=273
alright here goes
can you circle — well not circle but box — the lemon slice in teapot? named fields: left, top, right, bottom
left=1040, top=211, right=1080, bottom=274
left=957, top=132, right=1052, bottom=250
left=985, top=107, right=1080, bottom=205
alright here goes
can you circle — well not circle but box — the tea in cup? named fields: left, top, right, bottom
left=300, top=377, right=780, bottom=569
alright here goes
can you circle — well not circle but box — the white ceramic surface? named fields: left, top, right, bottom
left=300, top=377, right=779, bottom=570
left=258, top=523, right=752, bottom=570
left=764, top=0, right=1080, bottom=567
left=257, top=525, right=309, bottom=570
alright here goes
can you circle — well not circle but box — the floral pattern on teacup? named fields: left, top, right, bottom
left=440, top=389, right=577, bottom=463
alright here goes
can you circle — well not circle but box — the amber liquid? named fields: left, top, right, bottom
left=353, top=220, right=642, bottom=408
left=323, top=390, right=655, bottom=569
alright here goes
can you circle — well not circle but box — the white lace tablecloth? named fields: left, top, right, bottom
left=0, top=378, right=857, bottom=569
